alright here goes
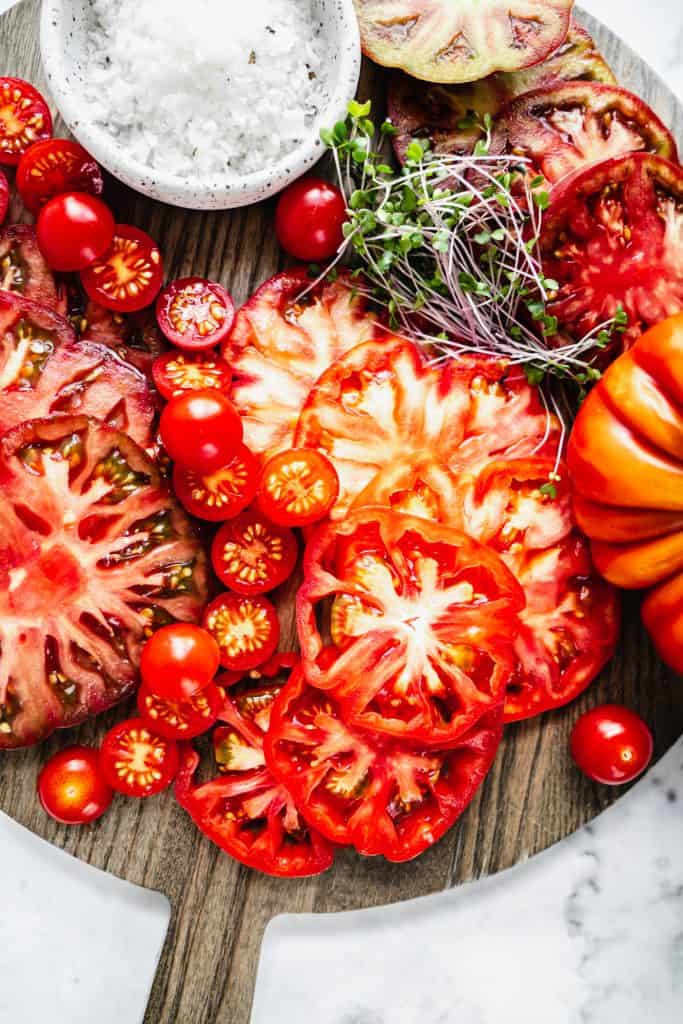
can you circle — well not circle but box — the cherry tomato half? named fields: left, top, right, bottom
left=159, top=390, right=243, bottom=474
left=0, top=77, right=52, bottom=166
left=16, top=138, right=103, bottom=213
left=156, top=277, right=235, bottom=351
left=36, top=192, right=114, bottom=272
left=570, top=705, right=653, bottom=785
left=38, top=745, right=113, bottom=825
left=100, top=718, right=180, bottom=798
left=137, top=680, right=223, bottom=740
left=80, top=223, right=163, bottom=313
left=211, top=507, right=298, bottom=595
left=275, top=176, right=346, bottom=261
left=203, top=592, right=280, bottom=671
left=139, top=623, right=220, bottom=701
left=258, top=448, right=339, bottom=527
left=0, top=169, right=8, bottom=225
left=152, top=349, right=233, bottom=400
left=172, top=444, right=258, bottom=521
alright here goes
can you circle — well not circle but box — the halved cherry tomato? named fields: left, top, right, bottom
left=570, top=705, right=653, bottom=785
left=298, top=507, right=523, bottom=746
left=156, top=277, right=235, bottom=351
left=100, top=718, right=180, bottom=798
left=159, top=390, right=243, bottom=474
left=264, top=667, right=502, bottom=861
left=211, top=508, right=298, bottom=595
left=137, top=680, right=223, bottom=740
left=172, top=444, right=259, bottom=521
left=0, top=170, right=8, bottom=225
left=203, top=592, right=280, bottom=671
left=38, top=745, right=113, bottom=825
left=152, top=349, right=232, bottom=400
left=80, top=224, right=163, bottom=313
left=175, top=681, right=334, bottom=876
left=16, top=138, right=103, bottom=213
left=258, top=449, right=339, bottom=527
left=0, top=77, right=52, bottom=165
left=275, top=177, right=346, bottom=262
left=36, top=192, right=115, bottom=272
left=139, top=623, right=220, bottom=701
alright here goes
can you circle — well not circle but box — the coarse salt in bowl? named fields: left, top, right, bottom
left=40, top=0, right=361, bottom=210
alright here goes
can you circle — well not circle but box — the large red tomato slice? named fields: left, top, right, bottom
left=176, top=680, right=334, bottom=876
left=0, top=224, right=65, bottom=312
left=264, top=666, right=502, bottom=861
left=297, top=508, right=523, bottom=746
left=0, top=292, right=155, bottom=449
left=0, top=415, right=208, bottom=749
left=540, top=152, right=683, bottom=348
left=222, top=269, right=384, bottom=462
left=295, top=338, right=557, bottom=518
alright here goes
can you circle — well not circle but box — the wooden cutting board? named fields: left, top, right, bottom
left=1, top=3, right=682, bottom=1021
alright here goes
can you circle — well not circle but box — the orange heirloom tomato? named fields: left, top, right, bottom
left=568, top=313, right=683, bottom=672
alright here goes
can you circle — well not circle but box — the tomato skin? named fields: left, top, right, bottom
left=152, top=349, right=232, bottom=400
left=203, top=592, right=280, bottom=671
left=275, top=177, right=346, bottom=261
left=570, top=705, right=653, bottom=785
left=100, top=718, right=180, bottom=798
left=0, top=77, right=52, bottom=165
left=0, top=170, right=8, bottom=225
left=36, top=192, right=114, bottom=272
left=172, top=444, right=258, bottom=521
left=258, top=448, right=339, bottom=527
left=137, top=681, right=223, bottom=740
left=156, top=277, right=235, bottom=351
left=139, top=624, right=220, bottom=701
left=159, top=390, right=243, bottom=474
left=38, top=746, right=113, bottom=825
left=80, top=224, right=163, bottom=313
left=211, top=508, right=298, bottom=595
left=16, top=138, right=103, bottom=212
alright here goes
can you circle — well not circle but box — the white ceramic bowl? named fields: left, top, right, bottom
left=40, top=0, right=361, bottom=210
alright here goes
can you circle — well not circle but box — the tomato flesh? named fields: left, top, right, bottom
left=275, top=177, right=346, bottom=261
left=138, top=680, right=222, bottom=740
left=139, top=623, right=220, bottom=701
left=159, top=390, right=243, bottom=474
left=36, top=192, right=115, bottom=272
left=264, top=667, right=502, bottom=861
left=100, top=718, right=179, bottom=797
left=570, top=705, right=653, bottom=785
left=0, top=224, right=64, bottom=311
left=152, top=349, right=232, bottom=400
left=80, top=224, right=163, bottom=313
left=211, top=508, right=298, bottom=595
left=0, top=170, right=8, bottom=225
left=0, top=77, right=52, bottom=165
left=156, top=277, right=235, bottom=351
left=203, top=592, right=280, bottom=671
left=38, top=745, right=113, bottom=825
left=258, top=448, right=339, bottom=527
left=16, top=138, right=103, bottom=213
left=172, top=444, right=259, bottom=521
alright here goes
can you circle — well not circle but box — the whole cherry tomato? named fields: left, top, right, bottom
left=570, top=705, right=653, bottom=785
left=275, top=176, right=346, bottom=261
left=159, top=390, right=243, bottom=474
left=38, top=746, right=113, bottom=825
left=36, top=192, right=114, bottom=271
left=140, top=623, right=220, bottom=701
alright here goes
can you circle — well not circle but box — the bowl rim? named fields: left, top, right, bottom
left=39, top=0, right=361, bottom=209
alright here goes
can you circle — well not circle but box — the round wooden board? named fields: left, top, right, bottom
left=1, top=3, right=682, bottom=1021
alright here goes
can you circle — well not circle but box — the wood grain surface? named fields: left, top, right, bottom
left=1, top=3, right=682, bottom=1022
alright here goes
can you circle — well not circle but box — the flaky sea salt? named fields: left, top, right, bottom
left=81, top=0, right=328, bottom=179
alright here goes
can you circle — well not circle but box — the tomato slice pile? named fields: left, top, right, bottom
left=0, top=224, right=64, bottom=311
left=0, top=415, right=208, bottom=748
left=0, top=77, right=52, bottom=165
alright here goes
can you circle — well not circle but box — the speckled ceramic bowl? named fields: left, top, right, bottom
left=40, top=0, right=361, bottom=210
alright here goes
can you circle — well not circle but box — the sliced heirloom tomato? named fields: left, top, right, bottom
left=388, top=21, right=616, bottom=162
left=100, top=718, right=179, bottom=797
left=156, top=277, right=235, bottom=351
left=80, top=224, right=163, bottom=314
left=176, top=680, right=334, bottom=876
left=138, top=680, right=223, bottom=740
left=490, top=82, right=677, bottom=194
left=172, top=445, right=259, bottom=522
left=0, top=77, right=52, bottom=165
left=72, top=296, right=167, bottom=378
left=0, top=415, right=208, bottom=749
left=204, top=592, right=280, bottom=672
left=0, top=170, right=8, bottom=226
left=152, top=349, right=232, bottom=400
left=0, top=292, right=155, bottom=449
left=223, top=269, right=384, bottom=462
left=211, top=508, right=298, bottom=595
left=0, top=224, right=64, bottom=311
left=540, top=153, right=683, bottom=349
left=298, top=508, right=523, bottom=745
left=265, top=667, right=502, bottom=861
left=295, top=337, right=557, bottom=518
left=258, top=449, right=339, bottom=527
left=16, top=138, right=103, bottom=213
left=354, top=0, right=572, bottom=84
